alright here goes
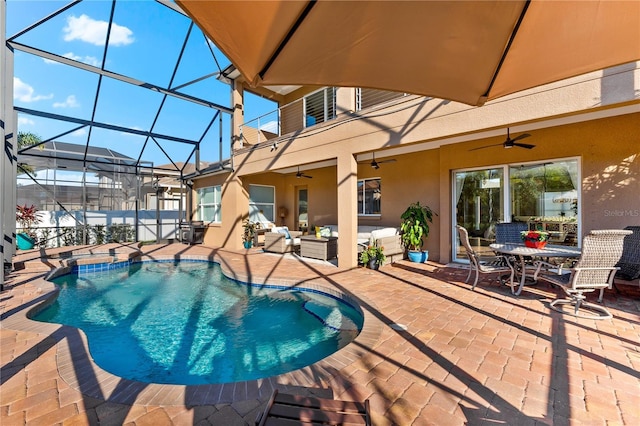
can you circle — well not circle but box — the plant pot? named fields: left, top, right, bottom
left=368, top=259, right=380, bottom=270
left=524, top=240, right=547, bottom=249
left=407, top=250, right=428, bottom=263
left=17, top=233, right=36, bottom=250
left=243, top=240, right=253, bottom=249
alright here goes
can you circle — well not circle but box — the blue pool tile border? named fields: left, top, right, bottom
left=72, top=258, right=135, bottom=274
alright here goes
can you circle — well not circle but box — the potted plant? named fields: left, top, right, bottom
left=520, top=230, right=549, bottom=248
left=242, top=219, right=256, bottom=249
left=400, top=201, right=436, bottom=263
left=360, top=245, right=386, bottom=270
left=15, top=204, right=41, bottom=250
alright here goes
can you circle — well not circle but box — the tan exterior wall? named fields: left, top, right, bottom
left=576, top=114, right=640, bottom=232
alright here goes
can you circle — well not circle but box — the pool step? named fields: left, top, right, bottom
left=303, top=300, right=359, bottom=331
left=13, top=258, right=57, bottom=273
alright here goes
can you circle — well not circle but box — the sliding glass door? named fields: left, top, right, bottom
left=453, top=158, right=580, bottom=262
left=454, top=168, right=505, bottom=261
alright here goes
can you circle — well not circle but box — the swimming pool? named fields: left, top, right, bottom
left=33, top=260, right=363, bottom=385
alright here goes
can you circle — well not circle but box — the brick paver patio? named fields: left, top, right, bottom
left=2, top=243, right=639, bottom=425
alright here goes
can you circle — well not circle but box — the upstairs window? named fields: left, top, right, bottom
left=356, top=88, right=405, bottom=111
left=304, top=88, right=336, bottom=127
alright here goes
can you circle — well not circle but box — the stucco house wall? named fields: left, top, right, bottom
left=193, top=63, right=639, bottom=266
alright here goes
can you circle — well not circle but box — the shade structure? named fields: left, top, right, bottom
left=176, top=0, right=640, bottom=106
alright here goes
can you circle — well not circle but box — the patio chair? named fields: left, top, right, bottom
left=255, top=389, right=371, bottom=426
left=264, top=226, right=302, bottom=254
left=534, top=229, right=632, bottom=320
left=457, top=225, right=515, bottom=292
left=495, top=221, right=539, bottom=279
left=615, top=225, right=640, bottom=284
left=495, top=222, right=528, bottom=243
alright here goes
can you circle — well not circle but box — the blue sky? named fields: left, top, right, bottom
left=8, top=0, right=275, bottom=170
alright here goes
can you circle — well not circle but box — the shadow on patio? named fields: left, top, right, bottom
left=2, top=243, right=639, bottom=425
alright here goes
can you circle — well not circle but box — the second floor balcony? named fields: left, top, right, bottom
left=238, top=87, right=407, bottom=149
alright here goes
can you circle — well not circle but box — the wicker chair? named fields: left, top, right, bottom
left=495, top=221, right=539, bottom=280
left=264, top=227, right=303, bottom=254
left=615, top=225, right=640, bottom=282
left=534, top=229, right=632, bottom=319
left=457, top=225, right=515, bottom=292
left=495, top=222, right=529, bottom=243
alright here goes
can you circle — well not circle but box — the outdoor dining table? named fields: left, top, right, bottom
left=489, top=243, right=582, bottom=296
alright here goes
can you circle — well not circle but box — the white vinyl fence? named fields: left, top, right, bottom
left=24, top=210, right=183, bottom=248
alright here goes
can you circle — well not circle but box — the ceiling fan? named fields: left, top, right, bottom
left=368, top=152, right=397, bottom=169
left=296, top=166, right=313, bottom=178
left=470, top=128, right=535, bottom=151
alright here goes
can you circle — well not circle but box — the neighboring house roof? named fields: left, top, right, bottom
left=18, top=141, right=137, bottom=175
left=183, top=159, right=233, bottom=180
left=152, top=161, right=213, bottom=189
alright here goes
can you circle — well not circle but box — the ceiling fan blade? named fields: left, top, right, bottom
left=296, top=166, right=312, bottom=178
left=511, top=133, right=531, bottom=142
left=513, top=142, right=535, bottom=149
left=378, top=158, right=397, bottom=164
left=469, top=143, right=503, bottom=151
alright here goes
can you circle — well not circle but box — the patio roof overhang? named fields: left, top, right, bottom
left=176, top=0, right=640, bottom=106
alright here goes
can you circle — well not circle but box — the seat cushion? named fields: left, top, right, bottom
left=543, top=272, right=572, bottom=288
left=371, top=227, right=397, bottom=240
left=616, top=262, right=640, bottom=281
left=319, top=226, right=332, bottom=237
left=273, top=226, right=291, bottom=239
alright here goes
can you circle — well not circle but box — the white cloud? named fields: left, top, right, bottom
left=71, top=128, right=87, bottom=137
left=63, top=14, right=134, bottom=46
left=13, top=77, right=54, bottom=102
left=53, top=95, right=80, bottom=108
left=44, top=52, right=100, bottom=67
left=18, top=116, right=35, bottom=126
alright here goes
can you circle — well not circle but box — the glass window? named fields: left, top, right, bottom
left=510, top=160, right=579, bottom=244
left=358, top=178, right=381, bottom=215
left=196, top=185, right=221, bottom=222
left=304, top=88, right=336, bottom=127
left=453, top=158, right=580, bottom=262
left=355, top=88, right=405, bottom=110
left=249, top=184, right=275, bottom=223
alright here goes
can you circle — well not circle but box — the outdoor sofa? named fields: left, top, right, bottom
left=321, top=225, right=403, bottom=265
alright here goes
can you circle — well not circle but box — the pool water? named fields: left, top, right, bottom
left=33, top=261, right=363, bottom=385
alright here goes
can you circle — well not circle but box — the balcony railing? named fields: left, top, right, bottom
left=239, top=87, right=336, bottom=147
left=239, top=87, right=408, bottom=148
